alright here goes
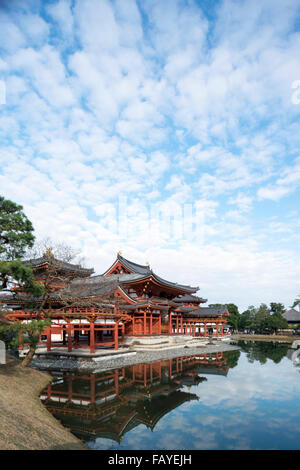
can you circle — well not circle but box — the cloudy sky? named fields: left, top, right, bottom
left=1, top=0, right=300, bottom=311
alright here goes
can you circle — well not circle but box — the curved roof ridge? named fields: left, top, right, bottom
left=117, top=253, right=151, bottom=274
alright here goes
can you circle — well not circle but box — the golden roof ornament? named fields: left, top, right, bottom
left=43, top=247, right=54, bottom=258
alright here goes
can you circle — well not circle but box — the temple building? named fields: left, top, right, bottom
left=1, top=252, right=230, bottom=353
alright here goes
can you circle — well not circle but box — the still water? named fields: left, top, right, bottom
left=40, top=342, right=300, bottom=450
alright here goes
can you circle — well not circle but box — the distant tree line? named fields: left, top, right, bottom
left=209, top=302, right=290, bottom=334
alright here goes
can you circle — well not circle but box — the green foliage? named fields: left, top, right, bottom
left=0, top=258, right=45, bottom=295
left=238, top=341, right=289, bottom=364
left=0, top=195, right=35, bottom=260
left=270, top=303, right=285, bottom=315
left=0, top=319, right=51, bottom=349
left=223, top=349, right=241, bottom=368
left=226, top=303, right=239, bottom=330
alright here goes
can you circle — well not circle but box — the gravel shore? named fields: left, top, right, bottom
left=31, top=341, right=239, bottom=373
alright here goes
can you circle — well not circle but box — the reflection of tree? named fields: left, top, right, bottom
left=223, top=349, right=241, bottom=368
left=238, top=341, right=289, bottom=364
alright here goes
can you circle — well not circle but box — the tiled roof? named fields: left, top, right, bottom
left=184, top=306, right=228, bottom=317
left=283, top=308, right=300, bottom=322
left=23, top=256, right=94, bottom=275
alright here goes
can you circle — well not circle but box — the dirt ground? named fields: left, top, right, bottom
left=0, top=354, right=87, bottom=450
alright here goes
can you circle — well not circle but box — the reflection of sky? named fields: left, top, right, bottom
left=89, top=350, right=300, bottom=450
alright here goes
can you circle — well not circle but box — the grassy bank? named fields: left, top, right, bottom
left=232, top=334, right=300, bottom=343
left=0, top=354, right=87, bottom=450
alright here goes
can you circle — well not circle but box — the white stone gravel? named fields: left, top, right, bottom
left=31, top=341, right=239, bottom=373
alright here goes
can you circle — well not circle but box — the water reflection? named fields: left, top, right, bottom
left=40, top=352, right=230, bottom=444
left=237, top=341, right=289, bottom=364
left=40, top=344, right=300, bottom=450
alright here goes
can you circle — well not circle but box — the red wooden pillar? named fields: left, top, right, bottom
left=159, top=314, right=161, bottom=334
left=221, top=322, right=223, bottom=336
left=144, top=311, right=147, bottom=335
left=169, top=313, right=172, bottom=334
left=67, top=322, right=72, bottom=352
left=204, top=323, right=207, bottom=338
left=181, top=316, right=183, bottom=334
left=193, top=326, right=195, bottom=337
left=216, top=322, right=219, bottom=337
left=46, top=327, right=51, bottom=352
left=114, top=322, right=119, bottom=350
left=121, top=323, right=125, bottom=344
left=132, top=316, right=135, bottom=335
left=62, top=327, right=66, bottom=345
left=90, top=321, right=95, bottom=354
left=150, top=312, right=153, bottom=335
left=176, top=316, right=179, bottom=334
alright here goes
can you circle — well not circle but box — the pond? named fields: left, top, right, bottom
left=40, top=342, right=300, bottom=450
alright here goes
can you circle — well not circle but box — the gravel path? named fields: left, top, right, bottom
left=31, top=341, right=239, bottom=373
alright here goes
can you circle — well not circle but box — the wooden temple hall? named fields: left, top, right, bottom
left=2, top=252, right=230, bottom=353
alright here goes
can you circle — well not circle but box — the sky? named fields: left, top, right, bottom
left=1, top=0, right=300, bottom=311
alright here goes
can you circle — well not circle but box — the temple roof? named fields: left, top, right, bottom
left=23, top=254, right=94, bottom=276
left=283, top=308, right=300, bottom=322
left=173, top=294, right=207, bottom=304
left=184, top=305, right=228, bottom=317
left=103, top=253, right=151, bottom=275
left=103, top=254, right=199, bottom=294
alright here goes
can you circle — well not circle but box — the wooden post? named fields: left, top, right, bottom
left=67, top=322, right=72, bottom=352
left=144, top=311, right=147, bottom=335
left=176, top=316, right=179, bottom=334
left=169, top=313, right=172, bottom=334
left=181, top=316, right=183, bottom=334
left=114, top=322, right=119, bottom=350
left=204, top=323, right=207, bottom=338
left=90, top=321, right=95, bottom=354
left=159, top=314, right=161, bottom=334
left=62, top=327, right=66, bottom=346
left=47, top=327, right=51, bottom=352
left=121, top=323, right=125, bottom=344
left=150, top=312, right=153, bottom=335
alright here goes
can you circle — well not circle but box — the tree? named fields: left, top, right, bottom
left=0, top=196, right=46, bottom=366
left=270, top=303, right=285, bottom=316
left=226, top=303, right=240, bottom=331
left=0, top=195, right=35, bottom=260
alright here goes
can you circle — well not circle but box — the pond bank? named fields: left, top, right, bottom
left=232, top=334, right=300, bottom=343
left=0, top=354, right=87, bottom=450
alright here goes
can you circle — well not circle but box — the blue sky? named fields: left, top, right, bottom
left=1, top=0, right=300, bottom=311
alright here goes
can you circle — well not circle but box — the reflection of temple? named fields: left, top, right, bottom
left=40, top=352, right=229, bottom=443
left=2, top=252, right=229, bottom=354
